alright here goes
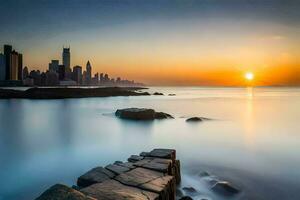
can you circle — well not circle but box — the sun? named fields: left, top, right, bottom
left=245, top=72, right=254, bottom=81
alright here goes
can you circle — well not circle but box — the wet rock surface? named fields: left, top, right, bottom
left=35, top=184, right=96, bottom=200
left=211, top=181, right=240, bottom=196
left=115, top=108, right=173, bottom=120
left=35, top=149, right=181, bottom=200
left=182, top=187, right=199, bottom=196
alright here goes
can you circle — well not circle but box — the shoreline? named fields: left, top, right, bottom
left=0, top=87, right=150, bottom=99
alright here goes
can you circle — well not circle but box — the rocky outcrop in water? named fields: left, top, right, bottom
left=186, top=117, right=212, bottom=122
left=153, top=92, right=164, bottom=95
left=211, top=181, right=240, bottom=196
left=35, top=148, right=181, bottom=200
left=0, top=87, right=150, bottom=99
left=115, top=108, right=174, bottom=120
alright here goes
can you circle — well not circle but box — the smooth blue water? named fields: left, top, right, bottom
left=0, top=87, right=300, bottom=200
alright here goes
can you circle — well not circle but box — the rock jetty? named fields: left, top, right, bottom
left=0, top=87, right=149, bottom=99
left=35, top=148, right=181, bottom=200
left=115, top=108, right=174, bottom=120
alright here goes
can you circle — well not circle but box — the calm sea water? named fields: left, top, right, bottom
left=0, top=87, right=300, bottom=200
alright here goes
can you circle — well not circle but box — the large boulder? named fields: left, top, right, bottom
left=115, top=108, right=173, bottom=120
left=35, top=184, right=96, bottom=200
left=211, top=181, right=240, bottom=196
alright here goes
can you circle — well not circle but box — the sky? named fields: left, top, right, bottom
left=0, top=0, right=300, bottom=86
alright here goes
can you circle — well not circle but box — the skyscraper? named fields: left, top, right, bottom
left=62, top=47, right=70, bottom=71
left=86, top=60, right=92, bottom=84
left=49, top=60, right=59, bottom=72
left=10, top=51, right=19, bottom=80
left=4, top=45, right=12, bottom=80
left=0, top=53, right=6, bottom=81
left=18, top=53, right=23, bottom=80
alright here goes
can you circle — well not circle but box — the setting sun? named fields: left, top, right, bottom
left=245, top=72, right=254, bottom=81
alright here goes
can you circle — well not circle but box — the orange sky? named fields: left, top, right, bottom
left=3, top=2, right=299, bottom=86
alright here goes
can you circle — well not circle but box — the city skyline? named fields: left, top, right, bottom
left=0, top=44, right=142, bottom=87
left=1, top=0, right=300, bottom=86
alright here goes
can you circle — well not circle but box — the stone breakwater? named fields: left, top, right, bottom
left=35, top=149, right=181, bottom=200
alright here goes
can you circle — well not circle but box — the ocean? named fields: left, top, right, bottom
left=0, top=87, right=300, bottom=200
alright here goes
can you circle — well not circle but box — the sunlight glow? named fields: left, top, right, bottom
left=245, top=72, right=254, bottom=81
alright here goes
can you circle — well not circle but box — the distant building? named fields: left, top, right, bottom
left=23, top=66, right=29, bottom=79
left=46, top=71, right=59, bottom=86
left=62, top=47, right=70, bottom=71
left=91, top=72, right=99, bottom=85
left=18, top=53, right=23, bottom=80
left=49, top=60, right=59, bottom=72
left=3, top=45, right=23, bottom=81
left=4, top=45, right=12, bottom=80
left=86, top=60, right=92, bottom=84
left=72, top=65, right=82, bottom=84
left=10, top=51, right=19, bottom=80
left=58, top=65, right=65, bottom=80
left=29, top=70, right=41, bottom=85
left=0, top=53, right=6, bottom=81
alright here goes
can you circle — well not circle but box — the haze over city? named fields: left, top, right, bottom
left=1, top=0, right=300, bottom=86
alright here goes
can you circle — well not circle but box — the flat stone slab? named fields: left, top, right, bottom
left=133, top=158, right=173, bottom=173
left=105, top=164, right=131, bottom=175
left=114, top=161, right=136, bottom=169
left=148, top=149, right=176, bottom=161
left=35, top=184, right=96, bottom=200
left=77, top=167, right=115, bottom=187
left=115, top=167, right=175, bottom=199
left=81, top=179, right=159, bottom=200
left=128, top=155, right=144, bottom=162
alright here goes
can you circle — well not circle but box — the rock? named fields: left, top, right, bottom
left=140, top=152, right=150, bottom=157
left=154, top=112, right=174, bottom=119
left=133, top=157, right=173, bottom=173
left=199, top=171, right=210, bottom=177
left=153, top=92, right=164, bottom=95
left=116, top=108, right=156, bottom=120
left=186, top=117, right=212, bottom=122
left=179, top=196, right=193, bottom=200
left=148, top=148, right=176, bottom=161
left=115, top=167, right=176, bottom=200
left=81, top=179, right=159, bottom=200
left=168, top=94, right=176, bottom=96
left=211, top=181, right=240, bottom=196
left=114, top=161, right=136, bottom=169
left=176, top=189, right=184, bottom=198
left=174, top=160, right=181, bottom=184
left=115, top=108, right=173, bottom=120
left=77, top=167, right=115, bottom=187
left=35, top=184, right=96, bottom=200
left=182, top=187, right=199, bottom=195
left=128, top=155, right=144, bottom=162
left=105, top=164, right=131, bottom=175
left=186, top=117, right=203, bottom=122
